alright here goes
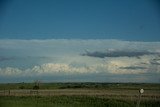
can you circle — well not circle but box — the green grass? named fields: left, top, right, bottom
left=0, top=83, right=159, bottom=107
left=0, top=96, right=135, bottom=107
left=0, top=96, right=159, bottom=107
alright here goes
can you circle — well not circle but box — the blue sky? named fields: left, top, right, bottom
left=0, top=0, right=160, bottom=83
left=0, top=0, right=160, bottom=41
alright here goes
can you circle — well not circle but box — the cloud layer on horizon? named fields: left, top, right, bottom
left=81, top=50, right=159, bottom=58
left=0, top=39, right=160, bottom=83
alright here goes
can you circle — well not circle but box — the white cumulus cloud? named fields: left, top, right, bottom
left=0, top=39, right=160, bottom=82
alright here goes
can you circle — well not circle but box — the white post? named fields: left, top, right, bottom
left=136, top=89, right=144, bottom=107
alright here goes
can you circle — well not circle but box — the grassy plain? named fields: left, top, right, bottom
left=0, top=83, right=160, bottom=107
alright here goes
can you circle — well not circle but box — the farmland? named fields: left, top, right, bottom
left=0, top=83, right=160, bottom=107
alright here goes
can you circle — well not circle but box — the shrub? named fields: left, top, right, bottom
left=33, top=85, right=39, bottom=90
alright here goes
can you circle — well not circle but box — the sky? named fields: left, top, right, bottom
left=0, top=0, right=160, bottom=83
left=0, top=0, right=160, bottom=40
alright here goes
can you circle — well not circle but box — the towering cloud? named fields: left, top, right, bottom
left=0, top=39, right=160, bottom=83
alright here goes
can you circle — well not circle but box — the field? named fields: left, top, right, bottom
left=0, top=83, right=160, bottom=107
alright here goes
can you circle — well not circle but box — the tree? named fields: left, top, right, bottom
left=33, top=80, right=40, bottom=90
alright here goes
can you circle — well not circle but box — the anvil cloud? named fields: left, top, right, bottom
left=0, top=39, right=160, bottom=83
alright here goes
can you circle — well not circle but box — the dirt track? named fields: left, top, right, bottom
left=0, top=89, right=159, bottom=101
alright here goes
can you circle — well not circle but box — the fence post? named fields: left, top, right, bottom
left=9, top=90, right=10, bottom=96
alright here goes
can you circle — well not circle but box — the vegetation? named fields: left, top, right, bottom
left=0, top=82, right=159, bottom=90
left=0, top=83, right=159, bottom=107
left=0, top=95, right=160, bottom=107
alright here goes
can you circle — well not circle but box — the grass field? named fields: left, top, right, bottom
left=0, top=95, right=160, bottom=107
left=0, top=83, right=160, bottom=90
left=0, top=83, right=160, bottom=107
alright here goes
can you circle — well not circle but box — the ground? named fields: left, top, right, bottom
left=0, top=83, right=160, bottom=107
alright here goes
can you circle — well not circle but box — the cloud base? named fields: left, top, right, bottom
left=0, top=39, right=160, bottom=83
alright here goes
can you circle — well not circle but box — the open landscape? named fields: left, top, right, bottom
left=0, top=83, right=160, bottom=107
left=1, top=0, right=160, bottom=107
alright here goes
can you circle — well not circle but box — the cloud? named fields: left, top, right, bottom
left=106, top=58, right=149, bottom=74
left=0, top=56, right=14, bottom=61
left=0, top=67, right=22, bottom=76
left=0, top=63, right=97, bottom=76
left=150, top=58, right=160, bottom=65
left=0, top=57, right=157, bottom=76
left=119, top=66, right=147, bottom=70
left=81, top=50, right=159, bottom=58
left=0, top=39, right=160, bottom=82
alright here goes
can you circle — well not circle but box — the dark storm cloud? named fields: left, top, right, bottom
left=119, top=66, right=147, bottom=70
left=81, top=50, right=158, bottom=58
